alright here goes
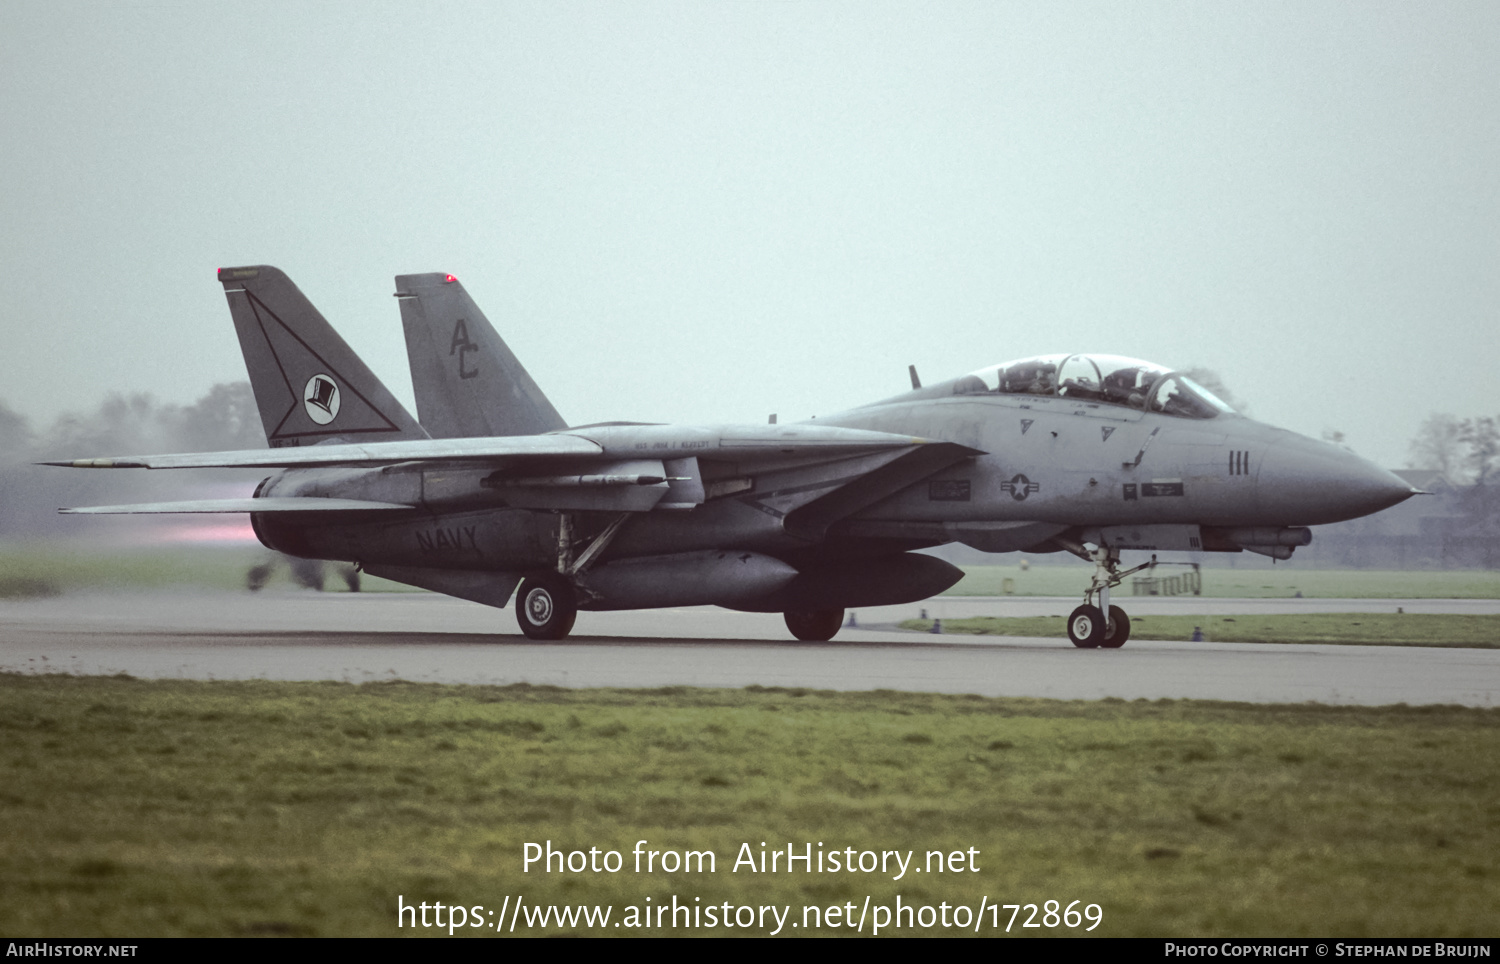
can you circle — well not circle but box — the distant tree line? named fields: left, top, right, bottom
left=1311, top=411, right=1500, bottom=569
left=0, top=383, right=264, bottom=540
left=1407, top=413, right=1500, bottom=486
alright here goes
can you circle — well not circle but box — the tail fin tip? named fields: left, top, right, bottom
left=218, top=265, right=428, bottom=448
left=394, top=271, right=565, bottom=439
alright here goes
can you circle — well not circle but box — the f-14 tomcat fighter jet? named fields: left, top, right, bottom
left=51, top=266, right=1417, bottom=646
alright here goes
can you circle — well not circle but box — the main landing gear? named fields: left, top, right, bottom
left=516, top=572, right=577, bottom=640
left=516, top=512, right=630, bottom=641
left=1063, top=545, right=1155, bottom=649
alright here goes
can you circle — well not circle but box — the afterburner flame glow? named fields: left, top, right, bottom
left=156, top=520, right=258, bottom=544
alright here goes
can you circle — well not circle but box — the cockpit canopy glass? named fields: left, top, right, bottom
left=954, top=354, right=1236, bottom=419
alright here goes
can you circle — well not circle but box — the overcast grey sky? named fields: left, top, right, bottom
left=2, top=1, right=1496, bottom=468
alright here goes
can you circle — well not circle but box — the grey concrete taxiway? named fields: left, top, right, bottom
left=1, top=591, right=1496, bottom=707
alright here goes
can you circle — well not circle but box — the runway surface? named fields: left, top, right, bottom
left=1, top=590, right=1497, bottom=706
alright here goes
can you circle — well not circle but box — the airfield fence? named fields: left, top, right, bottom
left=1132, top=564, right=1202, bottom=596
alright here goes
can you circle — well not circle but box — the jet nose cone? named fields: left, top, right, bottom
left=1258, top=436, right=1417, bottom=524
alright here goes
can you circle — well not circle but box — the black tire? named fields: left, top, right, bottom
left=290, top=558, right=325, bottom=591
left=1100, top=605, right=1130, bottom=648
left=246, top=563, right=273, bottom=592
left=1067, top=604, right=1105, bottom=648
left=784, top=609, right=844, bottom=641
left=516, top=573, right=578, bottom=640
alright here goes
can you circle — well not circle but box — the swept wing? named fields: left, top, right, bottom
left=48, top=424, right=975, bottom=519
left=60, top=498, right=415, bottom=515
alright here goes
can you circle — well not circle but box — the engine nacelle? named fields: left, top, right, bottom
left=578, top=550, right=798, bottom=610
left=730, top=552, right=964, bottom=613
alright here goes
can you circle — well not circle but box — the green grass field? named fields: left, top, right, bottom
left=1, top=674, right=1495, bottom=937
left=900, top=613, right=1500, bottom=648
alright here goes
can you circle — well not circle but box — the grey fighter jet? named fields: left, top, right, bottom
left=50, top=266, right=1417, bottom=646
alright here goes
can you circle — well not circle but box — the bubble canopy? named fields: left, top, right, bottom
left=952, top=354, right=1236, bottom=419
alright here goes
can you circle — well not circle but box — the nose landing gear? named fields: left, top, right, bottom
left=1067, top=603, right=1131, bottom=648
left=1063, top=545, right=1155, bottom=649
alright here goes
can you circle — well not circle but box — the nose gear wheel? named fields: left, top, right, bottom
left=1068, top=605, right=1105, bottom=648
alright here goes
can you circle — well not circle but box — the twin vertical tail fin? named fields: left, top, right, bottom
left=218, top=266, right=429, bottom=448
left=216, top=265, right=561, bottom=446
left=394, top=273, right=566, bottom=438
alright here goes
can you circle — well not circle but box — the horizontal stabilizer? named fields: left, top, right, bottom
left=60, top=497, right=415, bottom=514
left=42, top=434, right=604, bottom=470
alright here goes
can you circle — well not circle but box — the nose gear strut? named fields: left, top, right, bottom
left=1056, top=541, right=1157, bottom=649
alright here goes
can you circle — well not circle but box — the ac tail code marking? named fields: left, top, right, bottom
left=450, top=318, right=479, bottom=380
